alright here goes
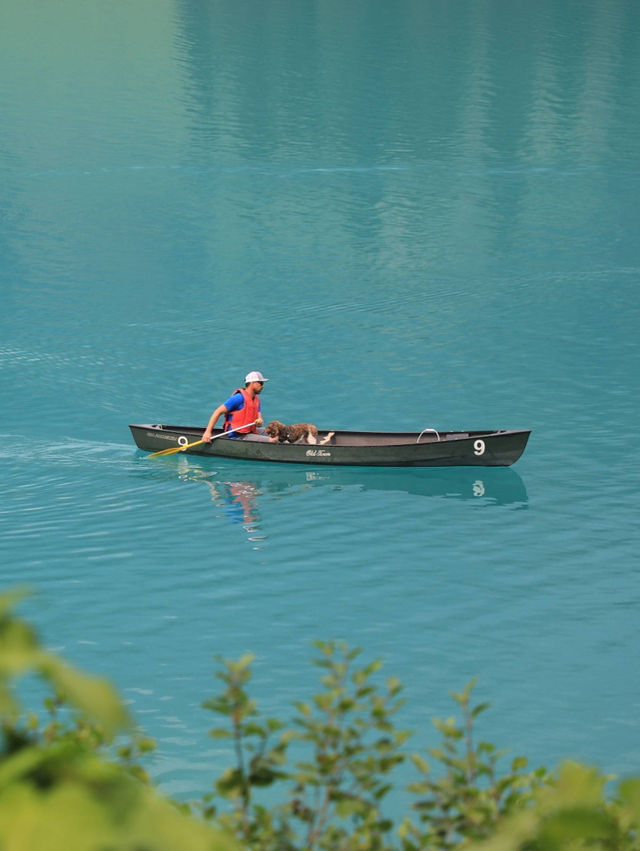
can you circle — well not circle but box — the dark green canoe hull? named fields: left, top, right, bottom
left=129, top=424, right=530, bottom=467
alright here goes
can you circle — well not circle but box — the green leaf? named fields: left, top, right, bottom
left=215, top=767, right=244, bottom=797
left=618, top=777, right=640, bottom=818
left=387, top=676, right=403, bottom=695
left=36, top=655, right=129, bottom=739
left=335, top=797, right=367, bottom=818
left=242, top=722, right=266, bottom=737
left=0, top=621, right=41, bottom=675
left=410, top=754, right=431, bottom=775
left=0, top=588, right=30, bottom=619
left=511, top=755, right=528, bottom=772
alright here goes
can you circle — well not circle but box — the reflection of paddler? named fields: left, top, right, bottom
left=206, top=480, right=260, bottom=526
left=201, top=371, right=271, bottom=443
left=228, top=482, right=259, bottom=525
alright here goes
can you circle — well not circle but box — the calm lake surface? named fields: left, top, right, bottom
left=2, top=0, right=639, bottom=802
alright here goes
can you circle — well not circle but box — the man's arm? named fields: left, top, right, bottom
left=202, top=404, right=228, bottom=442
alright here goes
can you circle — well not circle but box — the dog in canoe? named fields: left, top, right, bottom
left=265, top=421, right=335, bottom=445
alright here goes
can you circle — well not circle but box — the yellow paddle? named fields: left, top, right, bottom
left=147, top=421, right=259, bottom=457
left=148, top=438, right=205, bottom=458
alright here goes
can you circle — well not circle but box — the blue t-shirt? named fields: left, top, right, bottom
left=224, top=392, right=261, bottom=437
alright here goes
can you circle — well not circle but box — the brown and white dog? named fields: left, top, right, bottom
left=265, top=421, right=335, bottom=445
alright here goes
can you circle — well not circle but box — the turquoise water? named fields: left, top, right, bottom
left=2, top=0, right=639, bottom=801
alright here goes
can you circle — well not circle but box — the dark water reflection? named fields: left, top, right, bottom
left=159, top=456, right=528, bottom=533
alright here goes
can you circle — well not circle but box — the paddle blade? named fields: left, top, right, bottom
left=147, top=439, right=204, bottom=458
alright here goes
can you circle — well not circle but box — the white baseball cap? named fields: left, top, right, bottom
left=245, top=371, right=269, bottom=383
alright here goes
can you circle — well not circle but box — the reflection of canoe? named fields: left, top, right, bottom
left=129, top=424, right=530, bottom=467
left=165, top=458, right=529, bottom=508
left=233, top=464, right=527, bottom=506
left=295, top=466, right=529, bottom=506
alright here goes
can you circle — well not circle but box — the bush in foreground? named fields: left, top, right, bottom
left=1, top=591, right=639, bottom=849
left=0, top=590, right=233, bottom=850
left=200, top=644, right=640, bottom=850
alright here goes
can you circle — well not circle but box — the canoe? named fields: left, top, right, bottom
left=129, top=424, right=530, bottom=467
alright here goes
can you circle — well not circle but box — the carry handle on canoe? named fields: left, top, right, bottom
left=147, top=420, right=259, bottom=457
left=416, top=428, right=440, bottom=443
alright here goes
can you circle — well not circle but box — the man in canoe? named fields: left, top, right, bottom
left=201, top=371, right=272, bottom=443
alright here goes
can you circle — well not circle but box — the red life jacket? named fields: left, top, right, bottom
left=224, top=388, right=260, bottom=434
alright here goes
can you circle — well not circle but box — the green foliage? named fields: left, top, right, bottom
left=202, top=651, right=640, bottom=851
left=289, top=640, right=409, bottom=850
left=0, top=590, right=235, bottom=850
left=201, top=652, right=289, bottom=846
left=400, top=678, right=551, bottom=849
left=0, top=739, right=235, bottom=850
left=470, top=762, right=640, bottom=851
left=3, top=587, right=640, bottom=850
left=38, top=692, right=157, bottom=785
left=0, top=589, right=127, bottom=737
left=203, top=640, right=409, bottom=850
